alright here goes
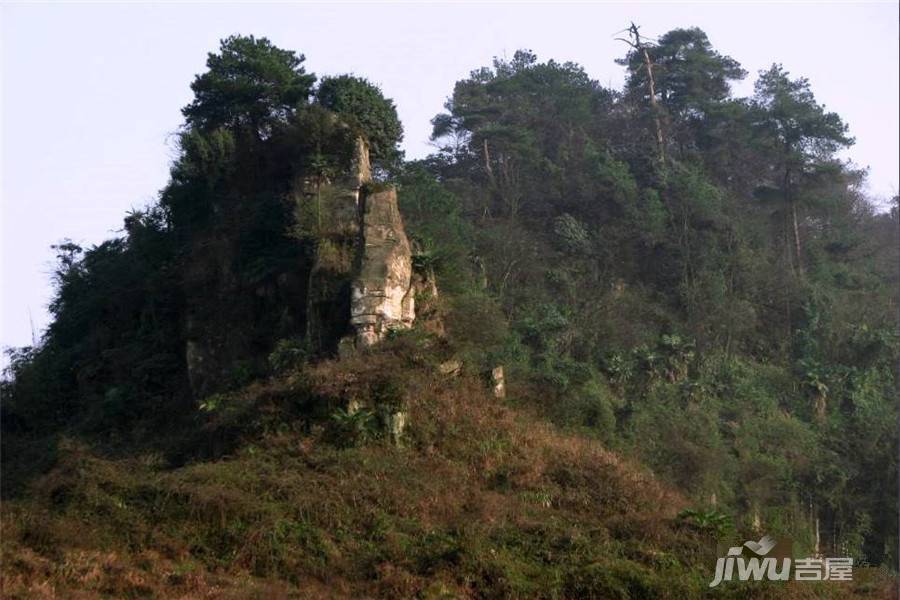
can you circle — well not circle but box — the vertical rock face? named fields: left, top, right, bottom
left=305, top=135, right=420, bottom=352
left=305, top=137, right=371, bottom=353
left=182, top=132, right=423, bottom=398
left=350, top=186, right=415, bottom=346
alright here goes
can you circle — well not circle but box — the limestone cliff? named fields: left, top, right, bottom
left=304, top=137, right=370, bottom=353
left=306, top=137, right=421, bottom=352
left=183, top=134, right=423, bottom=398
left=350, top=185, right=415, bottom=346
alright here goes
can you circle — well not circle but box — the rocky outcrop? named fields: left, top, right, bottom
left=491, top=366, right=506, bottom=398
left=304, top=138, right=370, bottom=353
left=184, top=133, right=423, bottom=398
left=438, top=359, right=462, bottom=377
left=181, top=128, right=423, bottom=398
left=350, top=186, right=415, bottom=346
left=305, top=136, right=422, bottom=352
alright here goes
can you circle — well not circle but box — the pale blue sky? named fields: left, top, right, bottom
left=2, top=1, right=898, bottom=354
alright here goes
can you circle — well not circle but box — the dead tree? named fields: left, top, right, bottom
left=617, top=22, right=666, bottom=164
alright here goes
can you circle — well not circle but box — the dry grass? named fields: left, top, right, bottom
left=1, top=338, right=893, bottom=598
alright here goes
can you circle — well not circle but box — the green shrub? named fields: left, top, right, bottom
left=677, top=508, right=735, bottom=539
left=268, top=338, right=309, bottom=374
left=328, top=407, right=379, bottom=448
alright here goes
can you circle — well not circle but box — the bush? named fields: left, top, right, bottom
left=552, top=378, right=618, bottom=440
left=268, top=338, right=310, bottom=374
left=677, top=508, right=735, bottom=539
left=328, top=407, right=379, bottom=448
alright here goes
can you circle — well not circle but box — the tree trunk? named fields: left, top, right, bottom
left=783, top=211, right=793, bottom=339
left=482, top=138, right=494, bottom=182
left=482, top=138, right=495, bottom=220
left=791, top=200, right=804, bottom=277
left=315, top=175, right=322, bottom=234
left=623, top=23, right=665, bottom=164
left=815, top=512, right=821, bottom=557
left=641, top=46, right=666, bottom=164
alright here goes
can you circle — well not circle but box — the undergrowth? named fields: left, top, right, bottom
left=1, top=338, right=891, bottom=598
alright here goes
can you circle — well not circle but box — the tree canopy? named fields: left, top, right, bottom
left=182, top=35, right=316, bottom=135
left=620, top=27, right=746, bottom=118
left=316, top=75, right=404, bottom=170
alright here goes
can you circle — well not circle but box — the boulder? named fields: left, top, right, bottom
left=438, top=359, right=462, bottom=377
left=384, top=410, right=408, bottom=446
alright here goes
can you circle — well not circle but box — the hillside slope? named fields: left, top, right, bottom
left=2, top=337, right=892, bottom=598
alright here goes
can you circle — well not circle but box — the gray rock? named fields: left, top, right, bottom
left=491, top=366, right=506, bottom=398
left=384, top=410, right=408, bottom=446
left=438, top=359, right=462, bottom=377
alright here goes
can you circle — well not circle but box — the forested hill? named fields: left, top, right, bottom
left=2, top=30, right=897, bottom=598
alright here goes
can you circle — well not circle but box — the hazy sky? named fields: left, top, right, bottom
left=2, top=1, right=898, bottom=355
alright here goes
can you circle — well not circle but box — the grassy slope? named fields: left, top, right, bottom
left=0, top=338, right=892, bottom=598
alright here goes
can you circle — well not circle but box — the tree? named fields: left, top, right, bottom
left=315, top=75, right=404, bottom=172
left=617, top=27, right=746, bottom=156
left=430, top=50, right=610, bottom=219
left=182, top=35, right=316, bottom=136
left=752, top=64, right=853, bottom=277
left=616, top=23, right=667, bottom=163
left=639, top=28, right=744, bottom=118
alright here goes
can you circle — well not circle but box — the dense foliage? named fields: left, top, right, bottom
left=182, top=34, right=316, bottom=135
left=316, top=75, right=404, bottom=172
left=2, top=29, right=897, bottom=595
left=422, top=39, right=897, bottom=567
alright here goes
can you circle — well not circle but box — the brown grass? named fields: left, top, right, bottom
left=1, top=339, right=892, bottom=598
